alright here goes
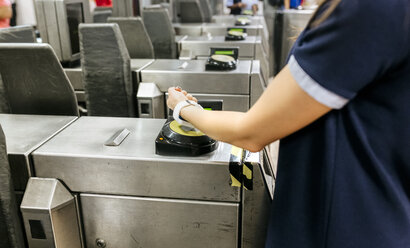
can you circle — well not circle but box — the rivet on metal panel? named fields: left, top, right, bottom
left=96, top=238, right=106, bottom=248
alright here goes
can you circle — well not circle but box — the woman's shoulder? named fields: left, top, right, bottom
left=340, top=0, right=409, bottom=16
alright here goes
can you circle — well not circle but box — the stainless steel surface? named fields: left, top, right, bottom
left=21, top=178, right=82, bottom=248
left=179, top=49, right=193, bottom=60
left=242, top=152, right=272, bottom=248
left=175, top=34, right=188, bottom=43
left=173, top=23, right=266, bottom=39
left=74, top=194, right=85, bottom=247
left=0, top=114, right=77, bottom=190
left=64, top=67, right=83, bottom=90
left=137, top=82, right=165, bottom=118
left=131, top=58, right=155, bottom=71
left=131, top=58, right=155, bottom=86
left=140, top=59, right=251, bottom=94
left=173, top=23, right=203, bottom=36
left=178, top=35, right=269, bottom=79
left=250, top=60, right=266, bottom=106
left=264, top=4, right=276, bottom=76
left=173, top=23, right=270, bottom=61
left=183, top=93, right=249, bottom=112
left=255, top=36, right=270, bottom=82
left=279, top=9, right=314, bottom=69
left=81, top=193, right=239, bottom=248
left=209, top=15, right=270, bottom=62
left=179, top=35, right=259, bottom=58
left=35, top=0, right=92, bottom=62
left=104, top=128, right=131, bottom=146
left=202, top=23, right=269, bottom=54
left=96, top=238, right=106, bottom=248
left=165, top=93, right=249, bottom=116
left=139, top=59, right=266, bottom=116
left=263, top=141, right=279, bottom=192
left=202, top=23, right=261, bottom=36
left=33, top=117, right=240, bottom=202
left=75, top=90, right=85, bottom=102
left=212, top=15, right=265, bottom=26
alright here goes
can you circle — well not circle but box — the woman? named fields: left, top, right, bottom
left=0, top=0, right=11, bottom=28
left=167, top=0, right=410, bottom=247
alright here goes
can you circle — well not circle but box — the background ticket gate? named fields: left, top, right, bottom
left=173, top=23, right=269, bottom=52
left=178, top=36, right=270, bottom=82
left=18, top=116, right=275, bottom=248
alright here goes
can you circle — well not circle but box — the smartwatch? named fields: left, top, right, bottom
left=173, top=100, right=203, bottom=129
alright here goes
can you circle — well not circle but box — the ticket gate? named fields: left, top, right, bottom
left=273, top=9, right=314, bottom=73
left=0, top=114, right=78, bottom=248
left=210, top=15, right=272, bottom=75
left=62, top=20, right=268, bottom=117
left=178, top=36, right=270, bottom=82
left=174, top=23, right=268, bottom=41
left=173, top=23, right=269, bottom=57
left=212, top=15, right=268, bottom=26
left=18, top=116, right=275, bottom=248
left=137, top=59, right=266, bottom=118
left=64, top=56, right=266, bottom=119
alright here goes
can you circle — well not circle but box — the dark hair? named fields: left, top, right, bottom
left=308, top=0, right=342, bottom=28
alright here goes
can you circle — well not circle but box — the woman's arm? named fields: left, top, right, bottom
left=167, top=65, right=331, bottom=152
left=0, top=5, right=12, bottom=19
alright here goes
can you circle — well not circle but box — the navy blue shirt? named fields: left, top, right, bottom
left=266, top=0, right=410, bottom=247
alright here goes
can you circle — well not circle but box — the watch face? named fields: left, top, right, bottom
left=211, top=54, right=235, bottom=63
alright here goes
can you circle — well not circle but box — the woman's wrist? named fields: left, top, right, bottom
left=180, top=104, right=202, bottom=121
left=173, top=100, right=203, bottom=129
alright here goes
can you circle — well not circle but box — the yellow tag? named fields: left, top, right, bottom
left=243, top=164, right=252, bottom=180
left=230, top=175, right=242, bottom=187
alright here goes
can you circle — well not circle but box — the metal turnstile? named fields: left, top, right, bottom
left=212, top=15, right=267, bottom=26
left=137, top=59, right=266, bottom=118
left=19, top=116, right=275, bottom=248
left=273, top=9, right=314, bottom=74
left=0, top=114, right=77, bottom=247
left=173, top=23, right=269, bottom=50
left=178, top=36, right=270, bottom=82
left=0, top=114, right=77, bottom=191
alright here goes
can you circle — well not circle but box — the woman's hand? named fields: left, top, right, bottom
left=237, top=2, right=247, bottom=8
left=167, top=87, right=197, bottom=110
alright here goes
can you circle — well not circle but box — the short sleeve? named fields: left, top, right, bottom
left=289, top=0, right=408, bottom=109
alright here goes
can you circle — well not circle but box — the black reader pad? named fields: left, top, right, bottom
left=155, top=120, right=218, bottom=156
left=225, top=28, right=247, bottom=41
left=205, top=48, right=239, bottom=71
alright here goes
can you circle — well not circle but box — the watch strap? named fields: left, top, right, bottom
left=173, top=100, right=203, bottom=130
